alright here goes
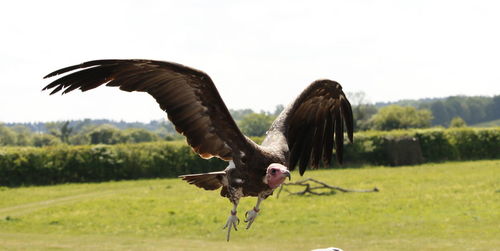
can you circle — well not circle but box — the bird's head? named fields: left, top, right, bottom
left=264, top=163, right=291, bottom=189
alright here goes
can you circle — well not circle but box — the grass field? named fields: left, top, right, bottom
left=472, top=119, right=500, bottom=127
left=0, top=160, right=499, bottom=251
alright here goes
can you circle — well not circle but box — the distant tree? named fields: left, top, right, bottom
left=121, top=128, right=160, bottom=143
left=72, top=119, right=93, bottom=133
left=486, top=95, right=500, bottom=121
left=230, top=108, right=255, bottom=121
left=11, top=125, right=33, bottom=146
left=273, top=104, right=285, bottom=117
left=154, top=120, right=182, bottom=140
left=69, top=132, right=91, bottom=145
left=353, top=104, right=378, bottom=131
left=427, top=101, right=450, bottom=126
left=238, top=113, right=274, bottom=136
left=46, top=121, right=74, bottom=144
left=347, top=92, right=378, bottom=131
left=160, top=120, right=177, bottom=135
left=33, top=133, right=62, bottom=147
left=347, top=91, right=369, bottom=106
left=444, top=97, right=469, bottom=123
left=87, top=124, right=123, bottom=144
left=415, top=95, right=496, bottom=126
left=465, top=98, right=487, bottom=123
left=370, top=105, right=433, bottom=130
left=449, top=117, right=467, bottom=128
left=0, top=124, right=16, bottom=145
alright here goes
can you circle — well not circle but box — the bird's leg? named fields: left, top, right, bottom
left=222, top=199, right=240, bottom=241
left=244, top=196, right=264, bottom=229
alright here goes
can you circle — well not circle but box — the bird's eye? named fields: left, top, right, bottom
left=271, top=169, right=277, bottom=174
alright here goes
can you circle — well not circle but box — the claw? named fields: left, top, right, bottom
left=223, top=210, right=240, bottom=241
left=244, top=207, right=259, bottom=230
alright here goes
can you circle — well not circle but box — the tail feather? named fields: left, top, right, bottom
left=179, top=171, right=226, bottom=190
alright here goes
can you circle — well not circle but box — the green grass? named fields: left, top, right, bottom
left=472, top=119, right=500, bottom=127
left=0, top=160, right=499, bottom=251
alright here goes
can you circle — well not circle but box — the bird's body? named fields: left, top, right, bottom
left=43, top=59, right=353, bottom=241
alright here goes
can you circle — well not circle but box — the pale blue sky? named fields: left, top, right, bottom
left=1, top=0, right=499, bottom=122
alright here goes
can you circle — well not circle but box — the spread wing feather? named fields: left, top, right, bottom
left=266, top=79, right=354, bottom=175
left=179, top=171, right=226, bottom=190
left=43, top=59, right=252, bottom=161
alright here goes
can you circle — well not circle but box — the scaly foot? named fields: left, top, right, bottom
left=244, top=207, right=259, bottom=229
left=222, top=210, right=239, bottom=241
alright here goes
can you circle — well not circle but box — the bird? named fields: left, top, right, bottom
left=42, top=59, right=354, bottom=241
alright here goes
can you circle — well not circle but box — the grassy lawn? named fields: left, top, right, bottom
left=0, top=160, right=499, bottom=251
left=472, top=119, right=500, bottom=127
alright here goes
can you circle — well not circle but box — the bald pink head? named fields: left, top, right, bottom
left=265, top=163, right=291, bottom=189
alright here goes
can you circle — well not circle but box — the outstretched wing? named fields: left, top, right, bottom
left=268, top=79, right=353, bottom=175
left=43, top=59, right=251, bottom=160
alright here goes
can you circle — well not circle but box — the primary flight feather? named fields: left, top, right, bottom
left=43, top=59, right=354, bottom=241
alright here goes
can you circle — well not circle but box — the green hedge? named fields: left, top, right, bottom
left=0, top=128, right=498, bottom=186
left=0, top=142, right=225, bottom=187
left=343, top=127, right=499, bottom=166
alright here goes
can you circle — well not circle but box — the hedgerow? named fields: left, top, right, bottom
left=0, top=142, right=225, bottom=186
left=343, top=127, right=499, bottom=165
left=0, top=127, right=498, bottom=186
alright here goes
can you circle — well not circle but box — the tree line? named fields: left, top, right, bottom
left=0, top=122, right=171, bottom=147
left=1, top=94, right=498, bottom=147
left=0, top=106, right=285, bottom=146
left=376, top=95, right=500, bottom=126
left=349, top=93, right=499, bottom=130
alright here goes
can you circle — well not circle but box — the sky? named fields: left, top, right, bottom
left=1, top=0, right=499, bottom=123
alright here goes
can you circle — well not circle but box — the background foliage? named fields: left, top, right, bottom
left=2, top=95, right=499, bottom=146
left=0, top=142, right=226, bottom=187
left=343, top=127, right=499, bottom=165
left=1, top=127, right=498, bottom=187
left=368, top=105, right=433, bottom=130
left=1, top=94, right=499, bottom=186
left=377, top=95, right=500, bottom=127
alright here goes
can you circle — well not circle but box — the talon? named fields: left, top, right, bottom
left=224, top=210, right=240, bottom=241
left=244, top=208, right=259, bottom=229
left=234, top=218, right=239, bottom=231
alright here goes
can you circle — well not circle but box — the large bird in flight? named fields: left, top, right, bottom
left=43, top=59, right=354, bottom=241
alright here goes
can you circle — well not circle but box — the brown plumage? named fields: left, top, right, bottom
left=267, top=79, right=354, bottom=175
left=44, top=59, right=248, bottom=161
left=43, top=59, right=353, bottom=241
left=179, top=171, right=226, bottom=190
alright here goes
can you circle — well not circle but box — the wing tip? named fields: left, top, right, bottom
left=299, top=167, right=306, bottom=176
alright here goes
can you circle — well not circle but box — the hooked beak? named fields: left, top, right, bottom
left=282, top=170, right=291, bottom=180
